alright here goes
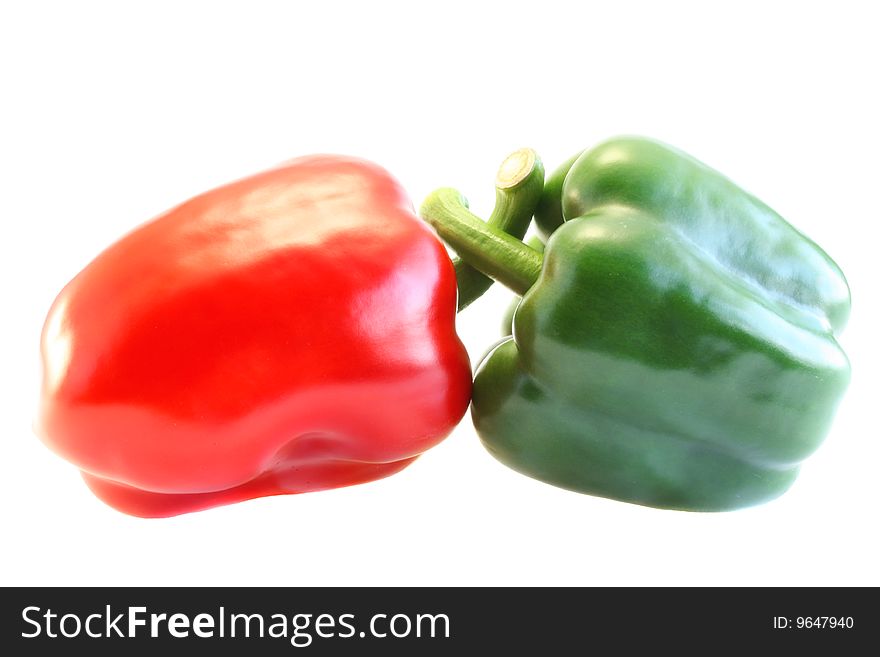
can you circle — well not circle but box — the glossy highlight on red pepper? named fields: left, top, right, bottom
left=38, top=155, right=472, bottom=517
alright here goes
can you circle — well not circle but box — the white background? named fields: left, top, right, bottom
left=1, top=1, right=877, bottom=586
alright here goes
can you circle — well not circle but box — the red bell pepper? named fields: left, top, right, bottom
left=37, top=155, right=472, bottom=517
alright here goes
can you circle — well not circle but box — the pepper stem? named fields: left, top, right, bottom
left=421, top=188, right=544, bottom=297
left=439, top=149, right=544, bottom=310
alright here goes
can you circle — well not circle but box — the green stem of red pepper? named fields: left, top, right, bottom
left=438, top=149, right=544, bottom=309
left=422, top=186, right=543, bottom=297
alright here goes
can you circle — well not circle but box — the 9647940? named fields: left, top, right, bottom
left=773, top=617, right=854, bottom=629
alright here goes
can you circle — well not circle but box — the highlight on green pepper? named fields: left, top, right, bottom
left=421, top=136, right=851, bottom=511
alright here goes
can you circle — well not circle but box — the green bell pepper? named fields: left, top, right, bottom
left=421, top=136, right=850, bottom=511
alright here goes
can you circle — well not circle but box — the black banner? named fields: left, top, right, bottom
left=0, top=587, right=870, bottom=654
